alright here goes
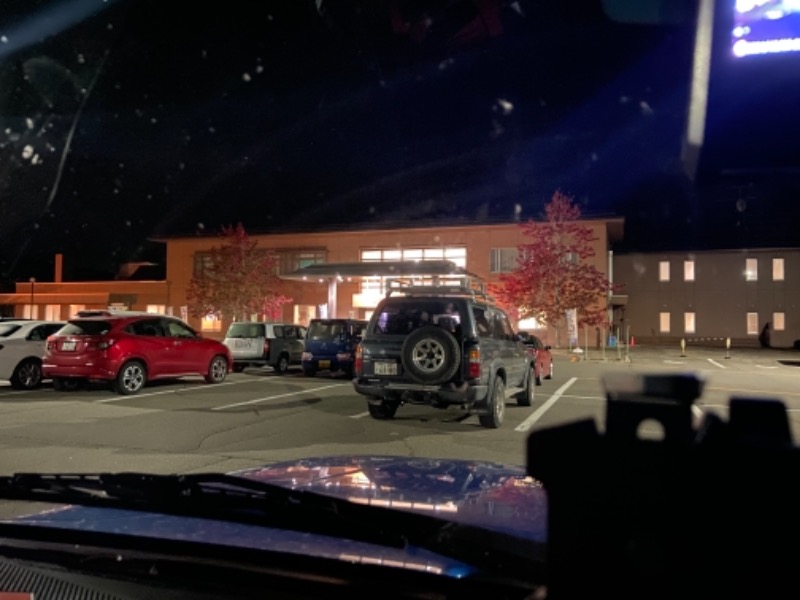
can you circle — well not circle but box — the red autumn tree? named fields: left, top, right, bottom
left=186, top=223, right=291, bottom=321
left=491, top=191, right=615, bottom=347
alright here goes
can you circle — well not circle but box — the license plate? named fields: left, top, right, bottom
left=374, top=361, right=397, bottom=376
left=61, top=341, right=76, bottom=351
left=318, top=360, right=330, bottom=369
left=234, top=339, right=254, bottom=348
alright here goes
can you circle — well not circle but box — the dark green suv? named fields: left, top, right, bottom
left=352, top=285, right=534, bottom=428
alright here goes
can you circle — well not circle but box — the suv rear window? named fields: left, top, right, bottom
left=372, top=300, right=463, bottom=336
left=60, top=320, right=113, bottom=335
left=307, top=321, right=348, bottom=340
left=226, top=323, right=266, bottom=338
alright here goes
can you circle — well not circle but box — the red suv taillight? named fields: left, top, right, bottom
left=468, top=346, right=481, bottom=378
left=92, top=338, right=116, bottom=350
left=263, top=340, right=270, bottom=358
left=354, top=344, right=363, bottom=376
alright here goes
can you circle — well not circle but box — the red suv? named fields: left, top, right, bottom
left=43, top=311, right=232, bottom=395
left=518, top=332, right=553, bottom=386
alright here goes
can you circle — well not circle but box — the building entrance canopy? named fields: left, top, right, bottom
left=280, top=260, right=481, bottom=317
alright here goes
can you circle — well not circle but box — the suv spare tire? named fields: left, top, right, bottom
left=401, top=325, right=461, bottom=385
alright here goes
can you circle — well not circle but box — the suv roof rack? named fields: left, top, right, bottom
left=385, top=276, right=494, bottom=303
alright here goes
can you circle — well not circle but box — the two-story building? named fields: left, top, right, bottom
left=0, top=218, right=623, bottom=347
left=5, top=221, right=799, bottom=348
left=158, top=218, right=623, bottom=341
left=614, top=248, right=800, bottom=348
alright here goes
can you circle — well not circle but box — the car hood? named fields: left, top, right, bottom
left=232, top=455, right=546, bottom=539
left=1, top=456, right=546, bottom=577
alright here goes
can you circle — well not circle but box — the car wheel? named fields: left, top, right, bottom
left=479, top=376, right=506, bottom=428
left=10, top=358, right=43, bottom=390
left=205, top=355, right=228, bottom=384
left=400, top=325, right=460, bottom=385
left=516, top=368, right=535, bottom=407
left=367, top=398, right=398, bottom=420
left=274, top=354, right=290, bottom=375
left=303, top=367, right=317, bottom=377
left=115, top=360, right=146, bottom=395
left=53, top=377, right=84, bottom=392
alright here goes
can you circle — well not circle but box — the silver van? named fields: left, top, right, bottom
left=223, top=322, right=307, bottom=374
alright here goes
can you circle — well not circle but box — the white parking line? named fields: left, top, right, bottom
left=560, top=394, right=604, bottom=401
left=515, top=377, right=577, bottom=432
left=707, top=359, right=726, bottom=369
left=96, top=379, right=256, bottom=403
left=664, top=360, right=686, bottom=365
left=756, top=365, right=779, bottom=369
left=212, top=383, right=350, bottom=410
left=351, top=411, right=370, bottom=419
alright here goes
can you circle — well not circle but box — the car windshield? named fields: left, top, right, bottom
left=0, top=324, right=24, bottom=337
left=0, top=0, right=798, bottom=595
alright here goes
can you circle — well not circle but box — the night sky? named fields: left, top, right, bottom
left=0, top=0, right=798, bottom=288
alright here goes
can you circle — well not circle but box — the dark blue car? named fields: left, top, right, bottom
left=302, top=318, right=368, bottom=377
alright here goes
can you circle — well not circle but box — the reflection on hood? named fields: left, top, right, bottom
left=234, top=455, right=547, bottom=542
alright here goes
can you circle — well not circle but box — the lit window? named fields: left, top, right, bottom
left=22, top=305, right=39, bottom=319
left=359, top=246, right=468, bottom=294
left=69, top=304, right=85, bottom=317
left=200, top=314, right=222, bottom=332
left=44, top=305, right=61, bottom=321
left=659, top=312, right=670, bottom=333
left=445, top=248, right=466, bottom=261
left=745, top=258, right=758, bottom=281
left=146, top=304, right=165, bottom=314
left=659, top=261, right=670, bottom=282
left=361, top=250, right=381, bottom=261
left=774, top=312, right=785, bottom=331
left=746, top=312, right=759, bottom=335
left=684, top=260, right=694, bottom=281
left=773, top=258, right=785, bottom=281
left=490, top=248, right=518, bottom=273
left=684, top=312, right=695, bottom=334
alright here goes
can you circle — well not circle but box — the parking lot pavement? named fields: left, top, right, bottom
left=552, top=344, right=800, bottom=369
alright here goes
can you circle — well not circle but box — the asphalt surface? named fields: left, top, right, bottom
left=1, top=344, right=798, bottom=475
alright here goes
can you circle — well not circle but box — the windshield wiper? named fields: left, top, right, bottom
left=0, top=472, right=544, bottom=582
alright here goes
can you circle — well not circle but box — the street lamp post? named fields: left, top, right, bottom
left=28, top=277, right=36, bottom=319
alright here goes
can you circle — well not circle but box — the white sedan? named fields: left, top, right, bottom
left=0, top=320, right=66, bottom=390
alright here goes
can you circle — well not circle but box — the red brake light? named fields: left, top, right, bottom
left=263, top=340, right=270, bottom=357
left=468, top=346, right=481, bottom=378
left=354, top=344, right=363, bottom=376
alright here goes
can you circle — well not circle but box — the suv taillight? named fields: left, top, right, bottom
left=263, top=340, right=270, bottom=357
left=468, top=346, right=481, bottom=378
left=97, top=339, right=116, bottom=350
left=354, top=344, right=363, bottom=376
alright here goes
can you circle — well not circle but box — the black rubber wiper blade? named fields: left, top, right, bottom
left=0, top=472, right=546, bottom=582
